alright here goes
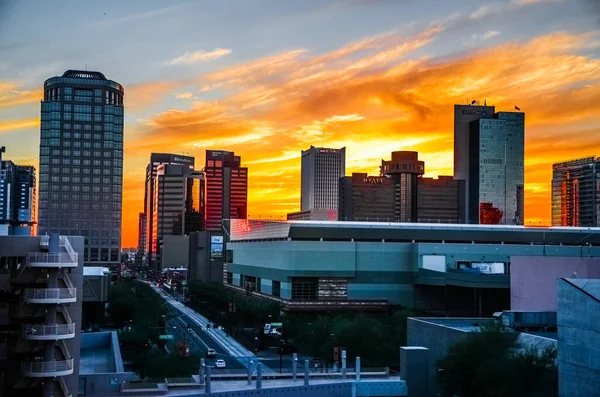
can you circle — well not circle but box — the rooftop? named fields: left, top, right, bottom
left=62, top=70, right=107, bottom=80
left=83, top=266, right=111, bottom=276
left=80, top=331, right=124, bottom=374
left=228, top=219, right=600, bottom=245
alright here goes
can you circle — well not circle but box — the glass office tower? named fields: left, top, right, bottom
left=552, top=156, right=600, bottom=227
left=468, top=111, right=525, bottom=225
left=38, top=70, right=124, bottom=266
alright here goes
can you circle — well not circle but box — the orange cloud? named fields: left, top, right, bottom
left=0, top=81, right=42, bottom=109
left=0, top=118, right=39, bottom=132
left=116, top=29, right=600, bottom=246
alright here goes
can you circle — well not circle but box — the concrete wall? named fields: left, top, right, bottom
left=406, top=318, right=495, bottom=395
left=161, top=235, right=189, bottom=269
left=189, top=231, right=224, bottom=283
left=66, top=235, right=85, bottom=396
left=557, top=278, right=600, bottom=397
left=511, top=256, right=600, bottom=311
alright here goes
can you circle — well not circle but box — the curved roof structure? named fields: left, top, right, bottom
left=62, top=70, right=107, bottom=80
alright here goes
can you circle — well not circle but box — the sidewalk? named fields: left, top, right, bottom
left=153, top=285, right=276, bottom=373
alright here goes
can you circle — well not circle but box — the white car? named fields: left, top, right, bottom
left=215, top=359, right=226, bottom=369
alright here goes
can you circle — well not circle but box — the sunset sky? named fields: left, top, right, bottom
left=1, top=0, right=599, bottom=247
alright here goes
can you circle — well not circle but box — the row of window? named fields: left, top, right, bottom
left=43, top=175, right=121, bottom=184
left=38, top=192, right=119, bottom=203
left=40, top=200, right=120, bottom=211
left=39, top=184, right=121, bottom=193
left=39, top=164, right=121, bottom=174
left=42, top=139, right=123, bottom=150
left=40, top=209, right=120, bottom=221
left=40, top=149, right=123, bottom=162
left=40, top=131, right=123, bottom=142
left=38, top=149, right=123, bottom=159
left=45, top=158, right=118, bottom=167
left=39, top=209, right=121, bottom=224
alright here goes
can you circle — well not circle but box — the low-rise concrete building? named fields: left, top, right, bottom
left=224, top=220, right=600, bottom=314
left=557, top=278, right=600, bottom=397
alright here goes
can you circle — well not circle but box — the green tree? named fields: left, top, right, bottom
left=436, top=325, right=557, bottom=397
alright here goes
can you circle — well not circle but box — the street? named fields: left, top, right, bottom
left=164, top=311, right=246, bottom=372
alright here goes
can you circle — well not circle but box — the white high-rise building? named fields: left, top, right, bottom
left=301, top=146, right=346, bottom=212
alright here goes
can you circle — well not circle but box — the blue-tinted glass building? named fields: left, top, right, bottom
left=0, top=147, right=37, bottom=235
left=468, top=111, right=525, bottom=225
left=38, top=70, right=124, bottom=266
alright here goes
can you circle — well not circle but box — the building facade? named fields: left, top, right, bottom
left=136, top=212, right=146, bottom=265
left=204, top=150, right=248, bottom=231
left=225, top=219, right=600, bottom=315
left=151, top=163, right=204, bottom=268
left=0, top=234, right=84, bottom=397
left=287, top=209, right=337, bottom=221
left=468, top=111, right=525, bottom=225
left=38, top=70, right=124, bottom=266
left=338, top=173, right=395, bottom=221
left=143, top=153, right=195, bottom=268
left=557, top=278, right=600, bottom=397
left=417, top=176, right=466, bottom=223
left=300, top=146, right=346, bottom=212
left=380, top=151, right=424, bottom=222
left=551, top=156, right=600, bottom=227
left=0, top=148, right=36, bottom=235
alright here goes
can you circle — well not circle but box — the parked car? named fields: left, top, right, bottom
left=207, top=349, right=216, bottom=358
left=215, top=359, right=226, bottom=368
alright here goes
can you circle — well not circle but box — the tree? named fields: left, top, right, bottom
left=436, top=325, right=557, bottom=397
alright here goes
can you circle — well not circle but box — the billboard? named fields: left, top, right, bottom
left=210, top=235, right=224, bottom=260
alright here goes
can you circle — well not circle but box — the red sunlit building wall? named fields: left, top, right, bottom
left=204, top=150, right=248, bottom=231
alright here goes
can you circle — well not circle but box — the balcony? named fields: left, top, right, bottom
left=22, top=358, right=74, bottom=377
left=24, top=288, right=77, bottom=304
left=23, top=323, right=76, bottom=341
left=27, top=252, right=77, bottom=268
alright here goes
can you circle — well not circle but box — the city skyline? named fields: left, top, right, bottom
left=1, top=0, right=600, bottom=246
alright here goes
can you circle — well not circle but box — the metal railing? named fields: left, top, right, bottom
left=27, top=252, right=76, bottom=266
left=58, top=305, right=73, bottom=324
left=57, top=376, right=71, bottom=397
left=61, top=272, right=75, bottom=290
left=22, top=358, right=74, bottom=375
left=24, top=323, right=75, bottom=337
left=59, top=236, right=78, bottom=263
left=24, top=288, right=76, bottom=301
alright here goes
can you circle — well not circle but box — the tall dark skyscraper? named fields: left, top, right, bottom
left=205, top=150, right=248, bottom=231
left=301, top=146, right=346, bottom=212
left=151, top=163, right=204, bottom=268
left=380, top=151, right=424, bottom=222
left=552, top=156, right=600, bottom=227
left=0, top=147, right=37, bottom=235
left=453, top=104, right=496, bottom=218
left=38, top=70, right=124, bottom=266
left=143, top=153, right=195, bottom=268
left=468, top=111, right=525, bottom=225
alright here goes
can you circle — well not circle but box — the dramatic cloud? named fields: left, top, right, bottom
left=166, top=48, right=232, bottom=65
left=117, top=27, right=600, bottom=245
